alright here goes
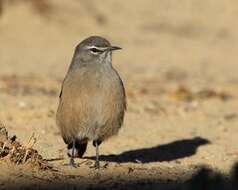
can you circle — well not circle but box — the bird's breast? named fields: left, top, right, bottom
left=62, top=67, right=125, bottom=116
left=56, top=66, right=126, bottom=141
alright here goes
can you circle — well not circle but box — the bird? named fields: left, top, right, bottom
left=56, top=36, right=126, bottom=169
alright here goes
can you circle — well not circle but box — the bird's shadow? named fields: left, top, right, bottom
left=86, top=137, right=210, bottom=163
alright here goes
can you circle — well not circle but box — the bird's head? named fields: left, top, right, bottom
left=73, top=36, right=121, bottom=66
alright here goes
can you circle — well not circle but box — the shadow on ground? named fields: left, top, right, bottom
left=87, top=137, right=210, bottom=163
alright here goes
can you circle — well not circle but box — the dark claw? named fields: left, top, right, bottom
left=69, top=157, right=77, bottom=168
left=90, top=161, right=100, bottom=169
left=95, top=160, right=100, bottom=169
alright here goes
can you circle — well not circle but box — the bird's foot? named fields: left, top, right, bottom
left=90, top=161, right=100, bottom=169
left=95, top=160, right=100, bottom=169
left=68, top=157, right=77, bottom=168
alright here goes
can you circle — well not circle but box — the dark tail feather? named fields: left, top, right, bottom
left=66, top=138, right=88, bottom=158
left=75, top=140, right=88, bottom=158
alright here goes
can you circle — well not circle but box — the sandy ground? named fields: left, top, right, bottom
left=0, top=0, right=238, bottom=189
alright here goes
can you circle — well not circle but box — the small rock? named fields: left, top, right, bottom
left=18, top=101, right=27, bottom=108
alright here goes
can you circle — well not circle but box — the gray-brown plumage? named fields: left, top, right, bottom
left=56, top=36, right=126, bottom=168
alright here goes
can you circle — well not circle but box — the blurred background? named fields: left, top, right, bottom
left=0, top=0, right=238, bottom=189
left=0, top=0, right=237, bottom=80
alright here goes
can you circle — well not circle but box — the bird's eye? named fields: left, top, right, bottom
left=90, top=48, right=102, bottom=53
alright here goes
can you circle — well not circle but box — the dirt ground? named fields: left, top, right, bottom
left=0, top=1, right=238, bottom=189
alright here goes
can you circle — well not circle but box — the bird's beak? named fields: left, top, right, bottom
left=107, top=46, right=122, bottom=51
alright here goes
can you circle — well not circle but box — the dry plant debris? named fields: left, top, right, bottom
left=0, top=122, right=52, bottom=170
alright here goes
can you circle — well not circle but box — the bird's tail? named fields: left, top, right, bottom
left=67, top=139, right=88, bottom=158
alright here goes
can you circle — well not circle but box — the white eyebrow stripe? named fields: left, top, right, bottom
left=85, top=45, right=108, bottom=51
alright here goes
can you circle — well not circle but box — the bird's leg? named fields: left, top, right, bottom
left=69, top=139, right=76, bottom=167
left=91, top=140, right=102, bottom=169
left=94, top=140, right=100, bottom=169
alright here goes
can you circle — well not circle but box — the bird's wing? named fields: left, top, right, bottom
left=59, top=78, right=66, bottom=98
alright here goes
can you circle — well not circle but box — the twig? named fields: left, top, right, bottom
left=23, top=133, right=37, bottom=163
